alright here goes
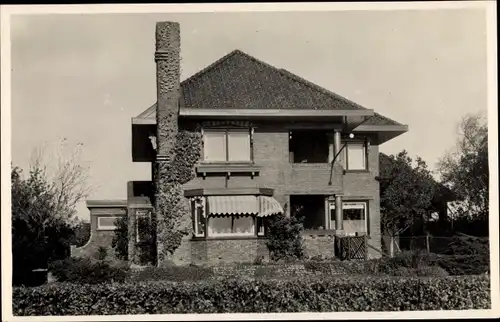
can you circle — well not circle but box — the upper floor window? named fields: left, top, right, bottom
left=341, top=141, right=367, bottom=170
left=289, top=130, right=329, bottom=163
left=203, top=129, right=251, bottom=162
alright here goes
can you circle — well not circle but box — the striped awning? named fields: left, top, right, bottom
left=258, top=196, right=284, bottom=217
left=207, top=196, right=259, bottom=216
left=205, top=195, right=284, bottom=217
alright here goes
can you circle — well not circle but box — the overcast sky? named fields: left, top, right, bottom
left=10, top=9, right=488, bottom=220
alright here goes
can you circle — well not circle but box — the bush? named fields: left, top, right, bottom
left=443, top=236, right=489, bottom=256
left=49, top=257, right=128, bottom=284
left=112, top=217, right=128, bottom=261
left=390, top=266, right=449, bottom=277
left=265, top=214, right=305, bottom=261
left=436, top=254, right=489, bottom=276
left=96, top=246, right=107, bottom=260
left=129, top=265, right=213, bottom=282
left=13, top=275, right=490, bottom=315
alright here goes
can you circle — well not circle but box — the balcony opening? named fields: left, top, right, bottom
left=289, top=130, right=330, bottom=163
left=290, top=195, right=326, bottom=230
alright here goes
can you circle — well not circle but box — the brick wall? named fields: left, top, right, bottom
left=166, top=238, right=270, bottom=266
left=71, top=208, right=126, bottom=259
left=302, top=234, right=337, bottom=258
left=176, top=127, right=382, bottom=262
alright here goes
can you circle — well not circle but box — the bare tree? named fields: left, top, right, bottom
left=29, top=138, right=92, bottom=224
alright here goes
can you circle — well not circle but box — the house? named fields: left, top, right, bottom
left=73, top=21, right=408, bottom=266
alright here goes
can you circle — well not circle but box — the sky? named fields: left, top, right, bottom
left=9, top=9, right=489, bottom=221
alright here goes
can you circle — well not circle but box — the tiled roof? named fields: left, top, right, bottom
left=181, top=49, right=367, bottom=110
left=137, top=50, right=403, bottom=126
left=362, top=113, right=402, bottom=126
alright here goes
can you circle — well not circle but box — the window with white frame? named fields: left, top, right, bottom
left=256, top=217, right=270, bottom=237
left=329, top=201, right=368, bottom=235
left=341, top=141, right=367, bottom=170
left=190, top=196, right=273, bottom=238
left=203, top=129, right=251, bottom=162
left=208, top=215, right=255, bottom=237
left=192, top=198, right=206, bottom=237
left=97, top=216, right=121, bottom=231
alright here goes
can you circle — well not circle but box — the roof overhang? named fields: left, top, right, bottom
left=353, top=124, right=409, bottom=145
left=132, top=108, right=374, bottom=124
left=179, top=108, right=374, bottom=119
left=86, top=200, right=128, bottom=208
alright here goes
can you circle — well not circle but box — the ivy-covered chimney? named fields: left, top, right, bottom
left=154, top=21, right=181, bottom=265
left=155, top=21, right=180, bottom=160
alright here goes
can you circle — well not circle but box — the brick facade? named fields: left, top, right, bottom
left=164, top=127, right=382, bottom=265
left=71, top=204, right=126, bottom=259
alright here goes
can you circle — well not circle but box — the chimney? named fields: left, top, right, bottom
left=155, top=21, right=180, bottom=160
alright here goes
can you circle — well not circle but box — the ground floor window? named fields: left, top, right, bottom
left=256, top=217, right=271, bottom=236
left=330, top=201, right=368, bottom=235
left=189, top=195, right=279, bottom=238
left=208, top=215, right=255, bottom=236
left=191, top=197, right=206, bottom=237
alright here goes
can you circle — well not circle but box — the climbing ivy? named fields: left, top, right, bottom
left=154, top=128, right=202, bottom=263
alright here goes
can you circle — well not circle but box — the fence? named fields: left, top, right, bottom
left=336, top=235, right=368, bottom=260
left=381, top=233, right=489, bottom=255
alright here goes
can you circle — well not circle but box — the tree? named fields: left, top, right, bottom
left=11, top=166, right=74, bottom=285
left=29, top=138, right=92, bottom=222
left=71, top=219, right=91, bottom=247
left=438, top=113, right=488, bottom=226
left=11, top=139, right=92, bottom=285
left=378, top=150, right=436, bottom=257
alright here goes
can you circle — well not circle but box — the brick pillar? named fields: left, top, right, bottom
left=154, top=22, right=181, bottom=265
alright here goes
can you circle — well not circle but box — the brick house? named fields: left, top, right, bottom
left=73, top=22, right=408, bottom=266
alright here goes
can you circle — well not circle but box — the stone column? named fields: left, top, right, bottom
left=154, top=22, right=181, bottom=265
left=335, top=194, right=344, bottom=233
left=334, top=130, right=342, bottom=165
left=327, top=133, right=335, bottom=164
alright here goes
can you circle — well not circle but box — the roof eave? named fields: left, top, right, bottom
left=354, top=124, right=409, bottom=145
left=133, top=108, right=374, bottom=124
left=86, top=200, right=128, bottom=208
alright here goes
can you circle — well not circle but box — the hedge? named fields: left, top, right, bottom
left=129, top=265, right=213, bottom=282
left=13, top=275, right=490, bottom=315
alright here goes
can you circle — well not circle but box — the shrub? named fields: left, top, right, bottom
left=436, top=254, right=490, bottom=276
left=96, top=246, right=107, bottom=260
left=13, top=275, right=490, bottom=315
left=49, top=257, right=128, bottom=284
left=112, top=216, right=128, bottom=261
left=253, top=255, right=265, bottom=265
left=443, top=236, right=489, bottom=256
left=265, top=214, right=305, bottom=262
left=129, top=265, right=213, bottom=282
